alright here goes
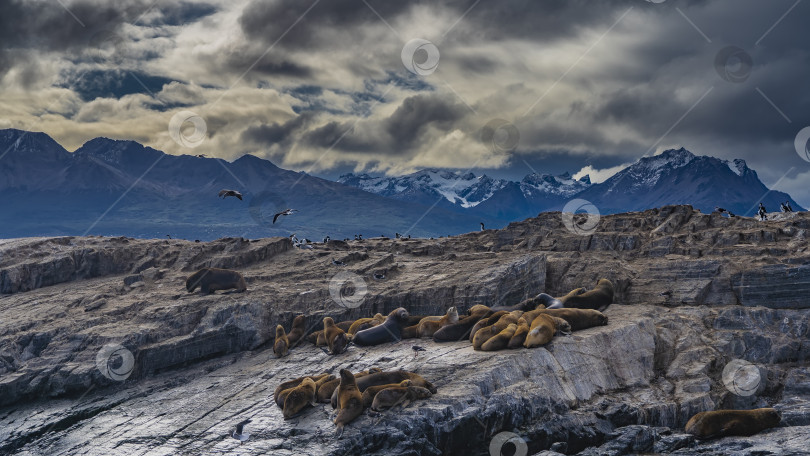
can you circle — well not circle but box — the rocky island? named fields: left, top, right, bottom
left=1, top=205, right=808, bottom=455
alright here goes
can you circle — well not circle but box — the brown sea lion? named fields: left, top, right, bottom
left=282, top=377, right=317, bottom=419
left=523, top=314, right=571, bottom=348
left=273, top=324, right=289, bottom=358
left=334, top=369, right=364, bottom=437
left=185, top=267, right=247, bottom=294
left=370, top=385, right=433, bottom=411
left=324, top=317, right=349, bottom=355
left=348, top=313, right=386, bottom=335
left=406, top=315, right=429, bottom=326
left=481, top=323, right=518, bottom=352
left=353, top=308, right=410, bottom=346
left=287, top=315, right=305, bottom=345
left=508, top=319, right=531, bottom=348
left=361, top=380, right=412, bottom=407
left=336, top=320, right=354, bottom=332
left=537, top=308, right=608, bottom=331
left=401, top=325, right=419, bottom=339
left=434, top=307, right=492, bottom=342
left=685, top=408, right=781, bottom=439
left=274, top=373, right=329, bottom=407
left=469, top=311, right=509, bottom=342
left=417, top=307, right=459, bottom=338
left=467, top=304, right=492, bottom=315
left=558, top=287, right=586, bottom=302
left=331, top=370, right=437, bottom=408
left=557, top=279, right=614, bottom=311
left=316, top=368, right=382, bottom=403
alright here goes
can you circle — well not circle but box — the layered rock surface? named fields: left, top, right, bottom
left=0, top=205, right=808, bottom=455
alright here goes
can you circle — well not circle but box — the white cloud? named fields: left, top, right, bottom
left=573, top=163, right=631, bottom=184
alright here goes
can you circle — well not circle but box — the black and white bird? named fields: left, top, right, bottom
left=196, top=154, right=206, bottom=158
left=323, top=236, right=331, bottom=243
left=715, top=207, right=728, bottom=214
left=786, top=201, right=794, bottom=212
left=412, top=345, right=426, bottom=358
left=273, top=208, right=298, bottom=224
left=166, top=234, right=172, bottom=239
left=758, top=203, right=768, bottom=221
left=218, top=189, right=243, bottom=200
left=480, top=222, right=485, bottom=231
left=358, top=234, right=363, bottom=241
left=373, top=273, right=385, bottom=280
left=332, top=259, right=346, bottom=266
left=395, top=232, right=401, bottom=239
left=230, top=419, right=251, bottom=443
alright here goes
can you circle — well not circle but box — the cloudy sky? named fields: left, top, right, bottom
left=1, top=0, right=809, bottom=205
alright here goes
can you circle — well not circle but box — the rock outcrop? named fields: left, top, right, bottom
left=0, top=206, right=808, bottom=455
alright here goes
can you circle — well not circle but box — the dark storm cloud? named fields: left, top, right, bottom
left=60, top=69, right=177, bottom=102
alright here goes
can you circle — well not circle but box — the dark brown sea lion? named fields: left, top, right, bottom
left=536, top=308, right=608, bottom=331
left=557, top=279, right=614, bottom=311
left=273, top=324, right=289, bottom=358
left=685, top=408, right=781, bottom=439
left=353, top=308, right=410, bottom=346
left=401, top=325, right=419, bottom=339
left=508, top=319, right=531, bottom=348
left=287, top=315, right=305, bottom=345
left=316, top=368, right=382, bottom=403
left=185, top=267, right=247, bottom=294
left=274, top=373, right=329, bottom=407
left=334, top=369, right=364, bottom=437
left=324, top=317, right=349, bottom=355
left=361, top=380, right=412, bottom=407
left=370, top=386, right=432, bottom=411
left=469, top=311, right=509, bottom=342
left=434, top=307, right=492, bottom=342
left=417, top=307, right=459, bottom=337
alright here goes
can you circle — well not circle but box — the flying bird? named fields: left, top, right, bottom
left=230, top=419, right=251, bottom=443
left=218, top=189, right=243, bottom=200
left=273, top=208, right=298, bottom=224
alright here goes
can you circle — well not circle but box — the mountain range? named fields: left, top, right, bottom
left=0, top=128, right=802, bottom=240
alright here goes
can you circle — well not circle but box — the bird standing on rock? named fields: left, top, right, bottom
left=412, top=345, right=426, bottom=358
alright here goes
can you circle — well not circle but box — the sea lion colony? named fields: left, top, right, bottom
left=186, top=269, right=782, bottom=439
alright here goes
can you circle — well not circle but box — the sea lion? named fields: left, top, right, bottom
left=336, top=320, right=354, bottom=332
left=316, top=368, right=382, bottom=403
left=324, top=317, right=349, bottom=355
left=537, top=308, right=608, bottom=331
left=685, top=408, right=781, bottom=439
left=185, top=267, right=247, bottom=294
left=331, top=370, right=437, bottom=408
left=334, top=369, right=364, bottom=437
left=282, top=377, right=317, bottom=419
left=273, top=324, right=289, bottom=358
left=401, top=325, right=419, bottom=339
left=523, top=314, right=571, bottom=348
left=434, top=307, right=492, bottom=342
left=489, top=301, right=536, bottom=313
left=361, top=380, right=412, bottom=407
left=473, top=311, right=523, bottom=348
left=467, top=304, right=492, bottom=316
left=307, top=330, right=328, bottom=347
left=406, top=315, right=429, bottom=326
left=287, top=315, right=305, bottom=345
left=481, top=323, right=518, bottom=352
left=370, top=386, right=433, bottom=411
left=348, top=313, right=386, bottom=335
left=508, top=319, right=531, bottom=348
left=557, top=279, right=614, bottom=311
left=417, top=307, right=459, bottom=338
left=534, top=293, right=564, bottom=310
left=353, top=308, right=410, bottom=346
left=469, top=311, right=509, bottom=342
left=274, top=373, right=329, bottom=407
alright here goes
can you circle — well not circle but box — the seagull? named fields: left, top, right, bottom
left=373, top=273, right=385, bottom=280
left=480, top=222, right=485, bottom=231
left=230, top=419, right=251, bottom=443
left=332, top=259, right=346, bottom=266
left=273, top=208, right=297, bottom=224
left=218, top=189, right=243, bottom=200
left=412, top=345, right=426, bottom=358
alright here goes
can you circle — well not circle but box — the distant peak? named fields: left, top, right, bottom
left=578, top=175, right=591, bottom=185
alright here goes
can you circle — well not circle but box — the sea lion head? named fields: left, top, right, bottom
left=323, top=317, right=335, bottom=328
left=408, top=386, right=433, bottom=399
left=339, top=369, right=354, bottom=383
left=275, top=324, right=286, bottom=339
left=389, top=307, right=409, bottom=323
left=292, top=315, right=305, bottom=327
left=596, top=312, right=609, bottom=326
left=762, top=408, right=782, bottom=427
left=468, top=304, right=490, bottom=315
left=399, top=380, right=412, bottom=387
left=301, top=377, right=316, bottom=390
left=446, top=307, right=459, bottom=323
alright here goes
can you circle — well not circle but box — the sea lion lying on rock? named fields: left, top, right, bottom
left=556, top=279, right=614, bottom=311
left=417, top=307, right=459, bottom=337
left=480, top=323, right=519, bottom=351
left=185, top=267, right=247, bottom=294
left=469, top=311, right=509, bottom=342
left=331, top=370, right=437, bottom=408
left=537, top=308, right=608, bottom=331
left=434, top=306, right=492, bottom=342
left=316, top=368, right=382, bottom=403
left=348, top=313, right=385, bottom=335
left=282, top=377, right=317, bottom=419
left=353, top=308, right=409, bottom=346
left=523, top=314, right=571, bottom=348
left=274, top=373, right=330, bottom=407
left=361, top=380, right=412, bottom=407
left=370, top=385, right=433, bottom=411
left=685, top=408, right=780, bottom=439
